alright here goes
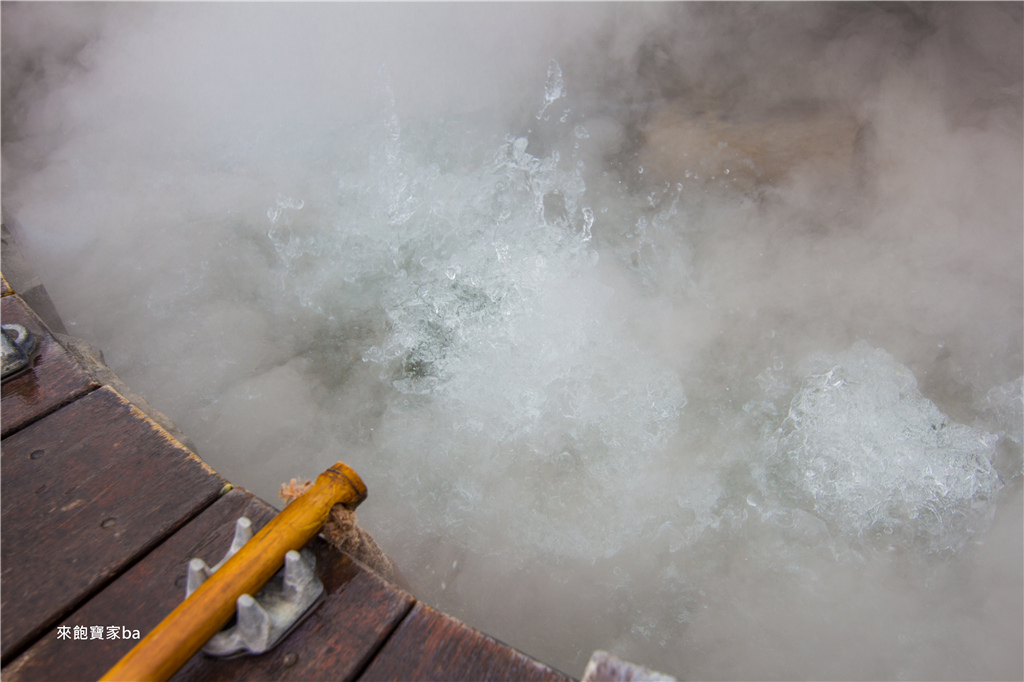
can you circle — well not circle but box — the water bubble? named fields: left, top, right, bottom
left=536, top=59, right=564, bottom=120
left=580, top=207, right=594, bottom=241
left=762, top=342, right=1001, bottom=552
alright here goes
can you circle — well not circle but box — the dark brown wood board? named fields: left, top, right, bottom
left=1, top=489, right=261, bottom=681
left=360, top=602, right=576, bottom=682
left=4, top=483, right=416, bottom=682
left=172, top=540, right=416, bottom=682
left=0, top=386, right=225, bottom=664
left=1, top=294, right=98, bottom=437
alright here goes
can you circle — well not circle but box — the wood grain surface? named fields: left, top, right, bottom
left=360, top=602, right=575, bottom=682
left=2, top=490, right=260, bottom=681
left=0, top=386, right=224, bottom=664
left=172, top=547, right=415, bottom=682
left=1, top=295, right=98, bottom=438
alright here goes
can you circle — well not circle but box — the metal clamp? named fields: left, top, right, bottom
left=1, top=323, right=37, bottom=382
left=187, top=517, right=324, bottom=657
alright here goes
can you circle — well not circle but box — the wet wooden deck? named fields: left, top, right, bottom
left=0, top=278, right=574, bottom=681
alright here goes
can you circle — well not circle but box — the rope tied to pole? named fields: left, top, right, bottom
left=279, top=478, right=398, bottom=582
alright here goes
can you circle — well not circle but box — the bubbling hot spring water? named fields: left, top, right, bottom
left=2, top=4, right=1021, bottom=680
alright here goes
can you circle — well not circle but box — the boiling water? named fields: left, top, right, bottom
left=3, top=4, right=1021, bottom=679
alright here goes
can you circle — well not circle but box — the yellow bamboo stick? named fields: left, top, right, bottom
left=100, top=462, right=367, bottom=682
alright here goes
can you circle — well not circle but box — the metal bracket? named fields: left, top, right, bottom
left=1, top=323, right=37, bottom=382
left=186, top=517, right=324, bottom=657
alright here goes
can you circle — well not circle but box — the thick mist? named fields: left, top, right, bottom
left=3, top=3, right=1022, bottom=680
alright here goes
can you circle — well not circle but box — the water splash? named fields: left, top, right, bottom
left=759, top=342, right=1002, bottom=553
left=536, top=59, right=565, bottom=121
left=343, top=83, right=687, bottom=559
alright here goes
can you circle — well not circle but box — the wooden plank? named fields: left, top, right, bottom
left=104, top=463, right=369, bottom=682
left=360, top=602, right=576, bottom=682
left=4, top=488, right=416, bottom=682
left=0, top=294, right=98, bottom=438
left=1, top=489, right=261, bottom=682
left=0, top=386, right=225, bottom=664
left=171, top=539, right=415, bottom=682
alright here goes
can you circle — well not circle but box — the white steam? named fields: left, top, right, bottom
left=3, top=3, right=1021, bottom=680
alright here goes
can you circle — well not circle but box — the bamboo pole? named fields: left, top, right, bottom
left=100, top=462, right=367, bottom=682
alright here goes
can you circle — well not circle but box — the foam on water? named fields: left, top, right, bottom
left=759, top=341, right=1002, bottom=553
left=251, top=67, right=1019, bottom=677
left=269, top=73, right=687, bottom=561
left=2, top=4, right=1021, bottom=680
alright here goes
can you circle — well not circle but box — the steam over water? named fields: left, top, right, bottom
left=3, top=4, right=1021, bottom=679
